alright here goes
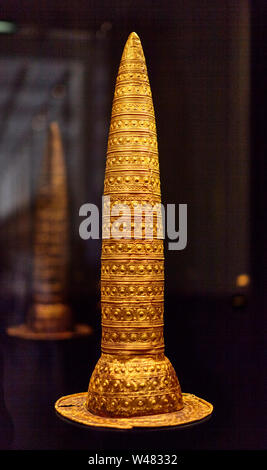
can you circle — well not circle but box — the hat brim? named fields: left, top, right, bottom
left=55, top=392, right=213, bottom=429
left=6, top=323, right=92, bottom=340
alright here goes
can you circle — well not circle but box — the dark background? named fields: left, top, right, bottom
left=0, top=0, right=266, bottom=454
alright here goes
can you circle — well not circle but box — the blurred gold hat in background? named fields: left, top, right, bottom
left=7, top=122, right=92, bottom=340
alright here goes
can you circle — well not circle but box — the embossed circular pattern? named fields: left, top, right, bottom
left=55, top=392, right=213, bottom=429
left=101, top=239, right=163, bottom=258
left=101, top=259, right=164, bottom=279
left=109, top=118, right=156, bottom=133
left=111, top=101, right=155, bottom=117
left=103, top=195, right=161, bottom=210
left=106, top=154, right=159, bottom=171
left=116, top=71, right=149, bottom=84
left=102, top=302, right=163, bottom=323
left=102, top=222, right=164, bottom=240
left=54, top=33, right=213, bottom=424
left=89, top=32, right=185, bottom=417
left=101, top=280, right=164, bottom=301
left=86, top=354, right=182, bottom=416
left=104, top=171, right=160, bottom=195
left=101, top=329, right=164, bottom=354
left=114, top=84, right=152, bottom=98
left=108, top=135, right=158, bottom=152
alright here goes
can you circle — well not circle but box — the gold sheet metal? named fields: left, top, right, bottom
left=55, top=32, right=213, bottom=427
left=55, top=392, right=213, bottom=429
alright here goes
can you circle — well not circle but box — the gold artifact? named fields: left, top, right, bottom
left=55, top=33, right=213, bottom=427
left=7, top=122, right=92, bottom=340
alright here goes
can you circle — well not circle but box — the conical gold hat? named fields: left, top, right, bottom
left=7, top=122, right=92, bottom=340
left=55, top=33, right=213, bottom=427
left=28, top=122, right=72, bottom=333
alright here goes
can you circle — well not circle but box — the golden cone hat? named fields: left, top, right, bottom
left=55, top=33, right=213, bottom=426
left=7, top=122, right=91, bottom=340
left=29, top=121, right=72, bottom=333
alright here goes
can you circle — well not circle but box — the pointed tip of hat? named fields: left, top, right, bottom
left=121, top=31, right=145, bottom=63
left=49, top=121, right=60, bottom=135
left=125, top=31, right=141, bottom=47
left=48, top=121, right=62, bottom=148
left=128, top=31, right=140, bottom=40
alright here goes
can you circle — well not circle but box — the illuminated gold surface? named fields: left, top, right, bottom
left=55, top=32, right=213, bottom=426
left=86, top=32, right=183, bottom=418
left=55, top=393, right=213, bottom=429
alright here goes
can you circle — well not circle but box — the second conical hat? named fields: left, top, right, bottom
left=7, top=123, right=92, bottom=340
left=55, top=33, right=213, bottom=428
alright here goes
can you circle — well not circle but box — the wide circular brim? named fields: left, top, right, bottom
left=55, top=392, right=213, bottom=429
left=6, top=323, right=93, bottom=340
